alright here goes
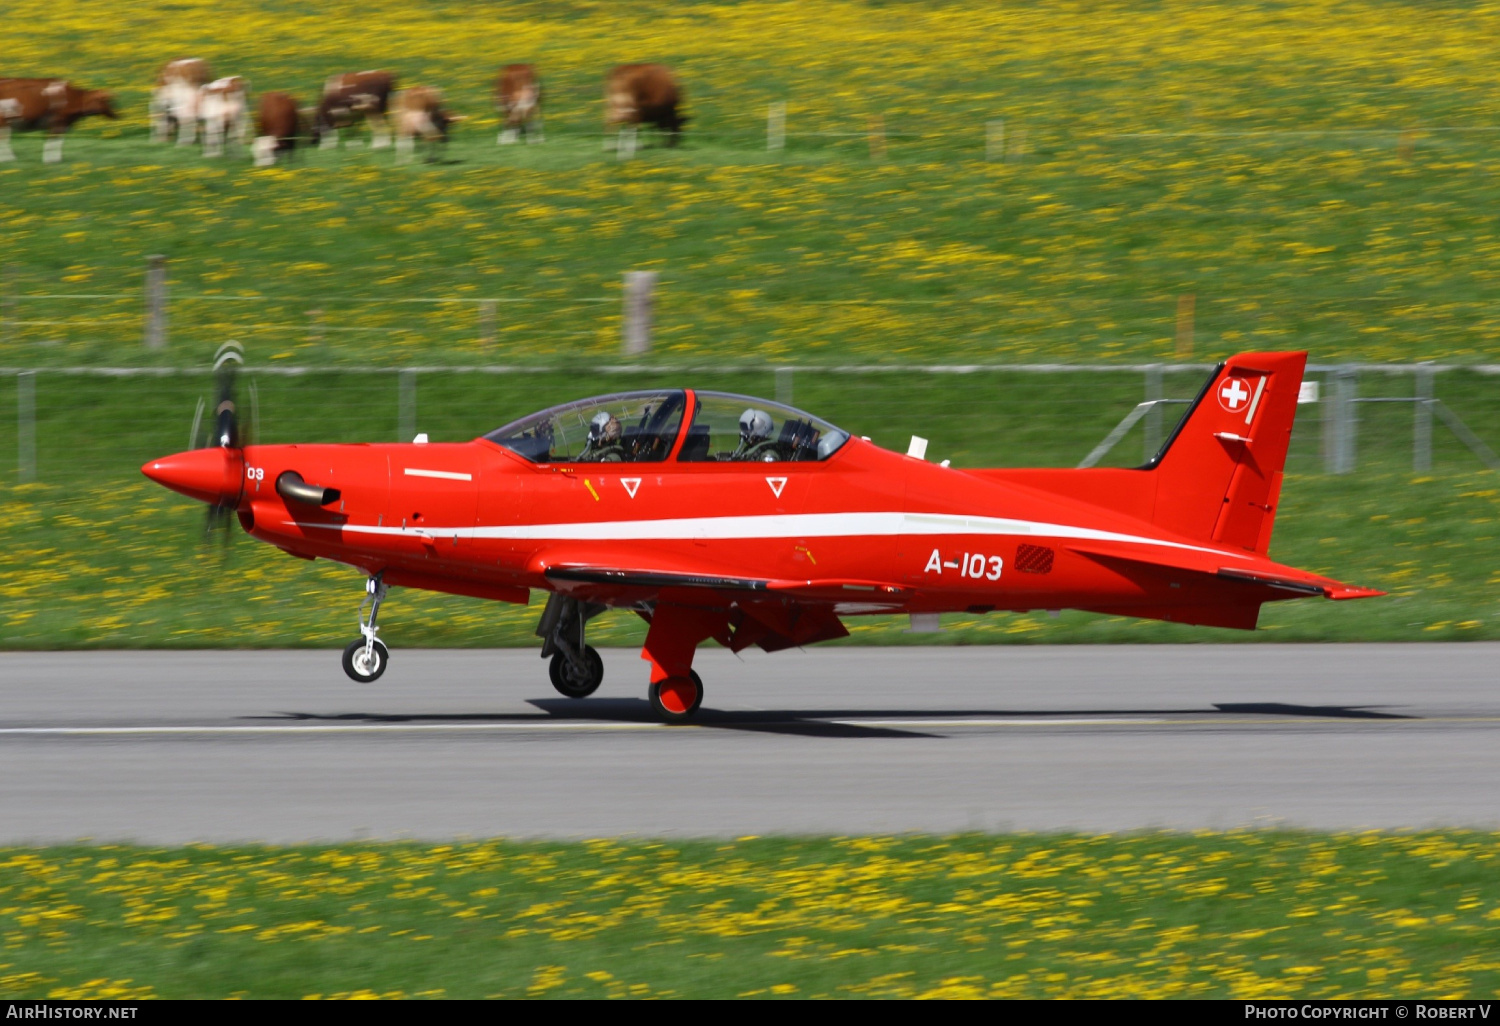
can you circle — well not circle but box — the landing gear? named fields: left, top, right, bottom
left=549, top=646, right=604, bottom=698
left=648, top=670, right=704, bottom=724
left=343, top=575, right=389, bottom=683
left=537, top=593, right=607, bottom=699
left=342, top=638, right=389, bottom=682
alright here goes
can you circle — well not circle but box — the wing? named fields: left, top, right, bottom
left=540, top=556, right=910, bottom=653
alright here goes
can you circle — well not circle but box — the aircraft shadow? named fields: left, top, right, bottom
left=1211, top=702, right=1411, bottom=720
left=247, top=700, right=1411, bottom=740
left=250, top=702, right=934, bottom=739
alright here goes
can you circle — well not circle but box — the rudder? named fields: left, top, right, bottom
left=1149, top=351, right=1307, bottom=553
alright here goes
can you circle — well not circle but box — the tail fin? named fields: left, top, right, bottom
left=1148, top=351, right=1306, bottom=553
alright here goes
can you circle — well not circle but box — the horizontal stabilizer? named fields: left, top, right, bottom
left=1068, top=542, right=1384, bottom=602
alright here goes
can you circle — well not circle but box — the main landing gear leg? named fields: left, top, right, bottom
left=536, top=593, right=606, bottom=698
left=641, top=605, right=724, bottom=724
left=342, top=575, right=390, bottom=683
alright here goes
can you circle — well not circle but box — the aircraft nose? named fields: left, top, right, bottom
left=141, top=448, right=245, bottom=507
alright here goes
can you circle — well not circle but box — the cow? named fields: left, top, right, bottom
left=312, top=70, right=395, bottom=150
left=495, top=63, right=543, bottom=144
left=152, top=58, right=210, bottom=144
left=199, top=76, right=248, bottom=157
left=604, top=63, right=685, bottom=157
left=394, top=86, right=459, bottom=164
left=0, top=78, right=117, bottom=163
left=252, top=91, right=302, bottom=167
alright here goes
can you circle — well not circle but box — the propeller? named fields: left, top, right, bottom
left=191, top=342, right=256, bottom=542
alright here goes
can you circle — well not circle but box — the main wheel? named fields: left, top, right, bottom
left=649, top=670, right=704, bottom=723
left=342, top=638, right=389, bottom=683
left=549, top=645, right=604, bottom=698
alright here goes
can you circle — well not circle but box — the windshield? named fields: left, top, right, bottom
left=483, top=390, right=686, bottom=463
left=678, top=391, right=850, bottom=463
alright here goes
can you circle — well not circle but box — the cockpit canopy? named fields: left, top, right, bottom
left=483, top=389, right=851, bottom=464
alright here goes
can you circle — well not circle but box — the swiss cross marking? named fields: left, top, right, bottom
left=1218, top=376, right=1252, bottom=412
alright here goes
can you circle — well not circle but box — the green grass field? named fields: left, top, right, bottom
left=2, top=832, right=1498, bottom=999
left=0, top=0, right=1497, bottom=648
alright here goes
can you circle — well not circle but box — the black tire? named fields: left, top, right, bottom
left=648, top=670, right=703, bottom=723
left=549, top=645, right=604, bottom=698
left=342, top=639, right=389, bottom=683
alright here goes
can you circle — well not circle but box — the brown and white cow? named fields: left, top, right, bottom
left=394, top=86, right=459, bottom=164
left=604, top=63, right=685, bottom=156
left=312, top=70, right=396, bottom=150
left=152, top=57, right=210, bottom=145
left=0, top=78, right=117, bottom=163
left=252, top=91, right=302, bottom=167
left=495, top=63, right=542, bottom=144
left=199, top=76, right=248, bottom=157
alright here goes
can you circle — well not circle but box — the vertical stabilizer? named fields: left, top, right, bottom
left=1149, top=351, right=1306, bottom=553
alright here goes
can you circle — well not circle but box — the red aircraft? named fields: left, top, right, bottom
left=143, top=350, right=1381, bottom=722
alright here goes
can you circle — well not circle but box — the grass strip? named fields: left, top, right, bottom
left=1, top=833, right=1497, bottom=999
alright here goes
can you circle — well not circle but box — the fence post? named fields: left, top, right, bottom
left=478, top=299, right=497, bottom=348
left=1006, top=124, right=1026, bottom=162
left=986, top=119, right=1004, bottom=162
left=1324, top=365, right=1357, bottom=474
left=1413, top=363, right=1434, bottom=473
left=0, top=265, right=10, bottom=347
left=767, top=102, right=786, bottom=152
left=1143, top=363, right=1163, bottom=460
left=1175, top=294, right=1195, bottom=358
left=622, top=271, right=656, bottom=355
left=17, top=371, right=35, bottom=483
left=398, top=369, right=417, bottom=442
left=867, top=115, right=886, bottom=162
left=143, top=255, right=168, bottom=351
left=775, top=366, right=794, bottom=406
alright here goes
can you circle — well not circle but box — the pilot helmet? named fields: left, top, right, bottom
left=739, top=408, right=773, bottom=445
left=589, top=411, right=621, bottom=443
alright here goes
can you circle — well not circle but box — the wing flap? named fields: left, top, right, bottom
left=544, top=564, right=908, bottom=601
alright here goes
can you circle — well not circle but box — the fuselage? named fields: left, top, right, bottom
left=194, top=427, right=1319, bottom=624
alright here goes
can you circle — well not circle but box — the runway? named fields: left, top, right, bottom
left=0, top=644, right=1496, bottom=843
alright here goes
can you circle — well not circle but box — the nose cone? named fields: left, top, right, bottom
left=141, top=448, right=245, bottom=507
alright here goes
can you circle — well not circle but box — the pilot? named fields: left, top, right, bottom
left=733, top=408, right=781, bottom=462
left=580, top=411, right=626, bottom=462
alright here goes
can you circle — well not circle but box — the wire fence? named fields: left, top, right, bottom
left=5, top=361, right=1496, bottom=486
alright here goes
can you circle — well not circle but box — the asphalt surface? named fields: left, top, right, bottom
left=0, top=644, right=1495, bottom=843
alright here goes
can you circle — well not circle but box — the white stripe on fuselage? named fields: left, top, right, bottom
left=287, top=511, right=1253, bottom=559
left=404, top=468, right=473, bottom=481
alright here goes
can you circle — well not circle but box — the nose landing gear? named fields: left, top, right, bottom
left=342, top=575, right=390, bottom=683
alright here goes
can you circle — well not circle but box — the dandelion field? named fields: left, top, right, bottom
left=2, top=832, right=1499, bottom=999
left=3, top=1, right=1500, bottom=366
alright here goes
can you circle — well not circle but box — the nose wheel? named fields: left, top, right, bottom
left=549, top=645, right=604, bottom=698
left=649, top=670, right=704, bottom=723
left=342, top=575, right=390, bottom=683
left=342, top=638, right=389, bottom=682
